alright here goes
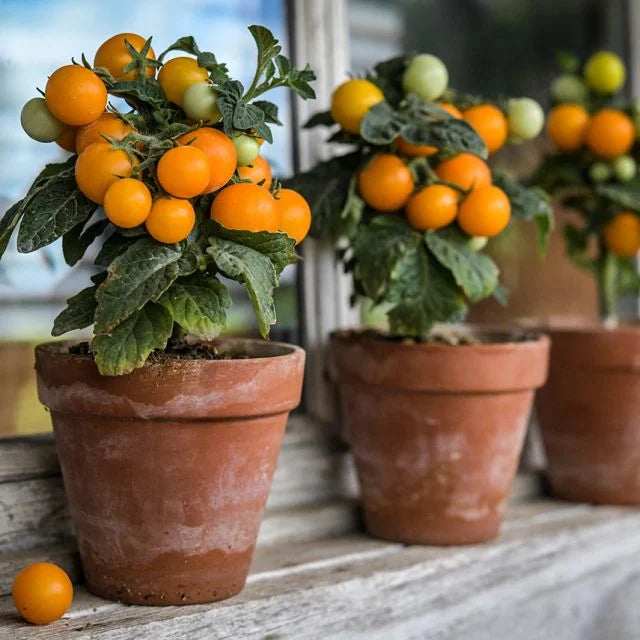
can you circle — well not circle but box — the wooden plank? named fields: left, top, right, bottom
left=0, top=436, right=58, bottom=483
left=1, top=501, right=639, bottom=639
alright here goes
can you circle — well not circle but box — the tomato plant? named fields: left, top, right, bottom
left=3, top=25, right=315, bottom=376
left=286, top=52, right=551, bottom=340
left=531, top=50, right=640, bottom=322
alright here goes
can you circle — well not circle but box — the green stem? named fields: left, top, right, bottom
left=598, top=250, right=619, bottom=325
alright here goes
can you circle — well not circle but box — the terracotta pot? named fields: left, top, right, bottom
left=35, top=339, right=305, bottom=605
left=330, top=330, right=549, bottom=545
left=536, top=325, right=640, bottom=504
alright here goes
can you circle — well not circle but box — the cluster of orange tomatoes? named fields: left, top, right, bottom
left=357, top=151, right=510, bottom=238
left=20, top=33, right=311, bottom=246
left=329, top=65, right=541, bottom=238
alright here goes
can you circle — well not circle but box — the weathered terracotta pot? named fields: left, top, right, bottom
left=35, top=339, right=305, bottom=605
left=536, top=325, right=640, bottom=504
left=330, top=330, right=549, bottom=545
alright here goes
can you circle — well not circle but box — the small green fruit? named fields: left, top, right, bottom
left=182, top=82, right=221, bottom=123
left=20, top=97, right=67, bottom=143
left=233, top=133, right=261, bottom=167
left=589, top=162, right=612, bottom=183
left=550, top=74, right=587, bottom=103
left=613, top=155, right=637, bottom=182
left=402, top=54, right=448, bottom=101
left=469, top=236, right=488, bottom=251
left=507, top=98, right=545, bottom=140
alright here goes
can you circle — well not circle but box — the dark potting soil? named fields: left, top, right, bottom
left=68, top=340, right=250, bottom=362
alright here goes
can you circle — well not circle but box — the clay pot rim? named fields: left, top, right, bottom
left=330, top=327, right=550, bottom=353
left=528, top=323, right=640, bottom=337
left=36, top=337, right=304, bottom=368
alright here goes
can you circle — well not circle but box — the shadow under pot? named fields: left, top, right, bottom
left=536, top=325, right=640, bottom=505
left=330, top=330, right=550, bottom=545
left=35, top=339, right=305, bottom=606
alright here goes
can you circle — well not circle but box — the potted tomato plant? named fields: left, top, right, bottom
left=287, top=54, right=552, bottom=545
left=1, top=27, right=314, bottom=605
left=530, top=51, right=640, bottom=504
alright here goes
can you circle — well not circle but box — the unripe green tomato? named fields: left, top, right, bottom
left=550, top=74, right=587, bottom=104
left=589, top=162, right=612, bottom=183
left=613, top=155, right=637, bottom=182
left=20, top=97, right=67, bottom=142
left=233, top=133, right=260, bottom=167
left=402, top=54, right=448, bottom=101
left=469, top=236, right=488, bottom=251
left=507, top=98, right=545, bottom=140
left=182, top=82, right=221, bottom=123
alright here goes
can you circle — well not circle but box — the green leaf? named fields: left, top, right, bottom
left=252, top=100, right=281, bottom=125
left=493, top=171, right=554, bottom=252
left=360, top=101, right=404, bottom=143
left=158, top=273, right=231, bottom=340
left=158, top=36, right=201, bottom=61
left=17, top=162, right=97, bottom=253
left=249, top=25, right=282, bottom=77
left=353, top=215, right=422, bottom=301
left=62, top=218, right=109, bottom=267
left=195, top=51, right=229, bottom=83
left=425, top=227, right=499, bottom=302
left=0, top=200, right=24, bottom=259
left=207, top=219, right=297, bottom=275
left=52, top=284, right=98, bottom=336
left=94, top=230, right=139, bottom=267
left=563, top=222, right=596, bottom=273
left=283, top=152, right=361, bottom=238
left=595, top=180, right=640, bottom=211
left=369, top=55, right=406, bottom=106
left=304, top=111, right=334, bottom=128
left=207, top=238, right=278, bottom=338
left=94, top=238, right=185, bottom=334
left=109, top=78, right=168, bottom=107
left=92, top=302, right=173, bottom=376
left=387, top=244, right=467, bottom=336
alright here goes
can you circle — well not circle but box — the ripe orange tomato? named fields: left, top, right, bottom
left=56, top=127, right=78, bottom=153
left=585, top=108, right=635, bottom=159
left=210, top=182, right=278, bottom=232
left=158, top=57, right=209, bottom=106
left=94, top=33, right=156, bottom=81
left=237, top=155, right=273, bottom=190
left=330, top=78, right=384, bottom=134
left=275, top=189, right=311, bottom=244
left=603, top=211, right=640, bottom=256
left=177, top=128, right=237, bottom=193
left=463, top=104, right=508, bottom=153
left=76, top=113, right=134, bottom=155
left=457, top=185, right=511, bottom=237
left=75, top=142, right=136, bottom=204
left=12, top=562, right=73, bottom=625
left=546, top=104, right=590, bottom=152
left=103, top=178, right=152, bottom=228
left=358, top=154, right=414, bottom=211
left=405, top=184, right=459, bottom=231
left=434, top=153, right=491, bottom=191
left=45, top=65, right=107, bottom=126
left=145, top=197, right=195, bottom=243
left=157, top=146, right=210, bottom=198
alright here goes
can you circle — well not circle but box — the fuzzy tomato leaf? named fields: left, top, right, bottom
left=52, top=283, right=99, bottom=336
left=595, top=179, right=640, bottom=211
left=0, top=200, right=24, bottom=260
left=94, top=230, right=139, bottom=267
left=92, top=302, right=173, bottom=376
left=207, top=220, right=297, bottom=275
left=63, top=218, right=110, bottom=267
left=425, top=227, right=499, bottom=302
left=17, top=161, right=97, bottom=253
left=252, top=100, right=281, bottom=125
left=207, top=238, right=278, bottom=338
left=94, top=238, right=185, bottom=334
left=158, top=273, right=231, bottom=340
left=304, top=111, right=335, bottom=128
